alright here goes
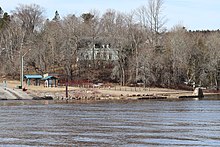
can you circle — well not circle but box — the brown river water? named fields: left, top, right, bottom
left=0, top=97, right=220, bottom=146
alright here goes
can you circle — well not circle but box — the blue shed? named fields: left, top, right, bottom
left=24, top=75, right=42, bottom=86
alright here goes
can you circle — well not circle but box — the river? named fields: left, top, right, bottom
left=0, top=97, right=220, bottom=146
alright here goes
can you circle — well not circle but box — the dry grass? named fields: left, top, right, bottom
left=6, top=80, right=193, bottom=99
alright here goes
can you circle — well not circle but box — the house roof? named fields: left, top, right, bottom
left=24, top=75, right=42, bottom=79
left=42, top=76, right=58, bottom=80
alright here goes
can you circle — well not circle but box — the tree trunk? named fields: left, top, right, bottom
left=122, top=67, right=125, bottom=86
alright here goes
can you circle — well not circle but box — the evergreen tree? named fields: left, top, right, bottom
left=0, top=7, right=3, bottom=18
left=52, top=10, right=60, bottom=21
left=0, top=7, right=10, bottom=30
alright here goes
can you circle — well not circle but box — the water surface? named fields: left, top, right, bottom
left=0, top=98, right=220, bottom=146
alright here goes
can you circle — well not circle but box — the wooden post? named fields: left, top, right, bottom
left=66, top=77, right=68, bottom=98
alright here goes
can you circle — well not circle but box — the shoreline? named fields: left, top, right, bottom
left=0, top=94, right=220, bottom=107
left=4, top=80, right=220, bottom=101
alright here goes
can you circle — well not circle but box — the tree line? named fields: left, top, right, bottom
left=0, top=0, right=220, bottom=90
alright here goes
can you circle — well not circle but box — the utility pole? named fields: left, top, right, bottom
left=20, top=49, right=31, bottom=89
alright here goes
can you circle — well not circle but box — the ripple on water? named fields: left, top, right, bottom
left=0, top=99, right=219, bottom=146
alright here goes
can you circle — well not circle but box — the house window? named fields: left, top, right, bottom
left=109, top=53, right=112, bottom=60
left=96, top=52, right=100, bottom=59
left=103, top=52, right=107, bottom=60
left=86, top=55, right=89, bottom=60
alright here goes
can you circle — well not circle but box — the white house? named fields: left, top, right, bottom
left=77, top=44, right=119, bottom=61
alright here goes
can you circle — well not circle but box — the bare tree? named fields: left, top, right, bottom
left=61, top=14, right=81, bottom=78
left=125, top=13, right=146, bottom=83
left=165, top=25, right=192, bottom=86
left=133, top=0, right=167, bottom=86
left=0, top=10, right=27, bottom=77
left=113, top=13, right=131, bottom=85
left=205, top=33, right=220, bottom=90
left=136, top=0, right=167, bottom=48
left=12, top=4, right=44, bottom=40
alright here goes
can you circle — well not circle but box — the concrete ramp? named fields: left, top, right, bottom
left=0, top=87, right=17, bottom=100
left=0, top=87, right=33, bottom=100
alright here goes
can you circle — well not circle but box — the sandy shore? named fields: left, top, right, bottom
left=5, top=80, right=197, bottom=100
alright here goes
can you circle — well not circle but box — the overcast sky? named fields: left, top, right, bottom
left=1, top=0, right=220, bottom=30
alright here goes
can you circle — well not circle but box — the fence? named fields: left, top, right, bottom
left=73, top=84, right=150, bottom=92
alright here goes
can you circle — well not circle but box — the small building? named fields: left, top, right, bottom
left=77, top=43, right=119, bottom=69
left=42, top=75, right=58, bottom=87
left=24, top=75, right=42, bottom=86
